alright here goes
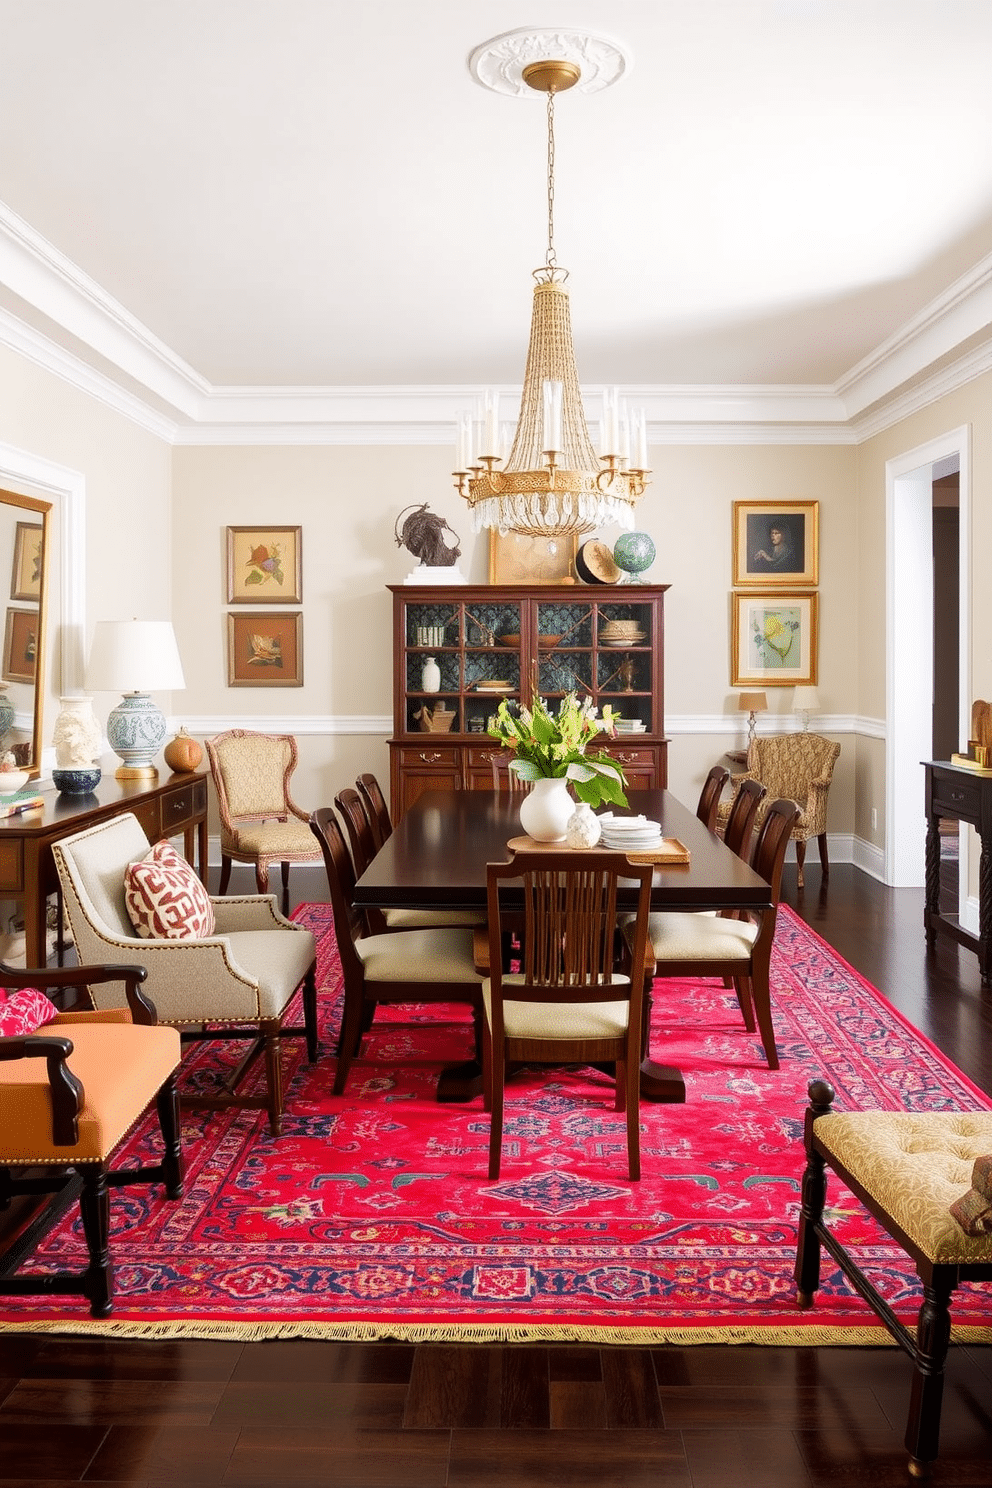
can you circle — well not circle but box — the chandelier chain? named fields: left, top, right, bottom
left=545, top=89, right=557, bottom=271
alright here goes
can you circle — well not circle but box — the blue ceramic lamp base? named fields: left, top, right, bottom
left=106, top=692, right=166, bottom=780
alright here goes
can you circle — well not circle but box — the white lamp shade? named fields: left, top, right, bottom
left=86, top=620, right=186, bottom=693
left=792, top=686, right=821, bottom=713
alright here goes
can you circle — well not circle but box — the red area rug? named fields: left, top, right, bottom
left=2, top=904, right=990, bottom=1343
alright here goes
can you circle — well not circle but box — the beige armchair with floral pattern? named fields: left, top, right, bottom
left=715, top=732, right=840, bottom=888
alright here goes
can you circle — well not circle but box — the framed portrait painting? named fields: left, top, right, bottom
left=488, top=532, right=577, bottom=585
left=732, top=500, right=818, bottom=587
left=10, top=521, right=43, bottom=602
left=731, top=591, right=818, bottom=687
left=227, top=611, right=303, bottom=687
left=2, top=607, right=38, bottom=684
left=226, top=525, right=303, bottom=604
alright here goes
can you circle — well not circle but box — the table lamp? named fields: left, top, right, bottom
left=737, top=690, right=767, bottom=752
left=85, top=620, right=186, bottom=780
left=792, top=685, right=821, bottom=732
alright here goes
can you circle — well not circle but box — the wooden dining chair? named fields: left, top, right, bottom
left=356, top=772, right=391, bottom=851
left=696, top=765, right=730, bottom=831
left=484, top=850, right=654, bottom=1181
left=309, top=807, right=483, bottom=1095
left=722, top=776, right=766, bottom=859
left=627, top=798, right=800, bottom=1069
left=490, top=751, right=527, bottom=793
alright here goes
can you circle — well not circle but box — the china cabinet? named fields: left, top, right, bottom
left=388, top=583, right=669, bottom=818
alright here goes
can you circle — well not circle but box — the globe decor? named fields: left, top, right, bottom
left=613, top=530, right=656, bottom=582
left=488, top=693, right=628, bottom=840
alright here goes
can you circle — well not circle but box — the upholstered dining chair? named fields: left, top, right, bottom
left=627, top=798, right=800, bottom=1070
left=356, top=772, right=391, bottom=851
left=483, top=849, right=654, bottom=1181
left=334, top=787, right=484, bottom=934
left=52, top=812, right=318, bottom=1136
left=696, top=765, right=730, bottom=832
left=310, top=807, right=483, bottom=1096
left=716, top=733, right=840, bottom=888
left=0, top=961, right=183, bottom=1318
left=205, top=729, right=323, bottom=914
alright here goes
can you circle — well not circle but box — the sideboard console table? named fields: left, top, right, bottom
left=0, top=771, right=208, bottom=969
left=923, top=760, right=991, bottom=987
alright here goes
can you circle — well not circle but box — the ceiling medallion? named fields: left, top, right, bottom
left=469, top=27, right=631, bottom=97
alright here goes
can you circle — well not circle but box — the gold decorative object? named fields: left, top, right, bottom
left=953, top=700, right=992, bottom=771
left=454, top=40, right=648, bottom=538
left=416, top=703, right=456, bottom=734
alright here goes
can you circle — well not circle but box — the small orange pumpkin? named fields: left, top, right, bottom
left=163, top=727, right=203, bottom=773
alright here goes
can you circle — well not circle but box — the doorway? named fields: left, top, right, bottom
left=885, top=429, right=971, bottom=921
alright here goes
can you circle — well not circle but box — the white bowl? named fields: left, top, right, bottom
left=0, top=769, right=30, bottom=794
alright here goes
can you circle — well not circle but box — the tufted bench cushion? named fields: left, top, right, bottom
left=814, top=1110, right=992, bottom=1264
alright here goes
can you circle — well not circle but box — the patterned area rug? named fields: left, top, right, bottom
left=2, top=904, right=990, bottom=1342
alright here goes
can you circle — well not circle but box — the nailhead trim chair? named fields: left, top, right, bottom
left=0, top=962, right=183, bottom=1318
left=206, top=729, right=323, bottom=915
left=52, top=812, right=318, bottom=1137
left=716, top=733, right=840, bottom=888
left=795, top=1079, right=992, bottom=1479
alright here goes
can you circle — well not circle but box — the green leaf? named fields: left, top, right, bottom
left=245, top=569, right=263, bottom=585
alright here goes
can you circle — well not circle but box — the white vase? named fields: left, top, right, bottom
left=565, top=801, right=602, bottom=849
left=519, top=777, right=574, bottom=842
left=52, top=696, right=101, bottom=767
left=421, top=656, right=441, bottom=693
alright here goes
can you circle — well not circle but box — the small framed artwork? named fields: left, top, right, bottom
left=227, top=611, right=303, bottom=687
left=226, top=525, right=303, bottom=604
left=488, top=532, right=577, bottom=585
left=732, top=500, right=818, bottom=587
left=10, top=521, right=43, bottom=602
left=731, top=591, right=818, bottom=686
left=2, top=607, right=38, bottom=684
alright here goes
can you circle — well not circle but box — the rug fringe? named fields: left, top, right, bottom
left=2, top=1318, right=990, bottom=1346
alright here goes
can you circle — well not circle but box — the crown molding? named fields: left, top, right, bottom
left=2, top=193, right=992, bottom=444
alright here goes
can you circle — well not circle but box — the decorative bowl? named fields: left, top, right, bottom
left=0, top=769, right=30, bottom=794
left=52, top=767, right=102, bottom=795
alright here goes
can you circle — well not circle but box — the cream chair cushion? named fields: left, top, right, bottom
left=482, top=975, right=631, bottom=1040
left=384, top=906, right=485, bottom=930
left=357, top=926, right=479, bottom=982
left=639, top=911, right=758, bottom=963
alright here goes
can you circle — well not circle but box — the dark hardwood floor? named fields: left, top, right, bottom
left=1, top=862, right=990, bottom=1485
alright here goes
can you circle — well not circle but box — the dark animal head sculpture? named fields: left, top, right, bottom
left=394, top=504, right=461, bottom=568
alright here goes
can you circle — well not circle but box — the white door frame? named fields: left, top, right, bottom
left=885, top=425, right=971, bottom=915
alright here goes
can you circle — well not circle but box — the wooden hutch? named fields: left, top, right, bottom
left=388, top=582, right=669, bottom=820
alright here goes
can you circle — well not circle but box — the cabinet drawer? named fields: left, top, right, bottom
left=397, top=745, right=461, bottom=771
left=607, top=745, right=656, bottom=769
left=161, top=782, right=197, bottom=827
left=131, top=799, right=161, bottom=843
left=932, top=773, right=982, bottom=823
left=0, top=837, right=24, bottom=892
left=467, top=746, right=505, bottom=771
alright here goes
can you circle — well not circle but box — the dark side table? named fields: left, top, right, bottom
left=923, top=760, right=991, bottom=987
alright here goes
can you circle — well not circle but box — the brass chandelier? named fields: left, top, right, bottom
left=454, top=52, right=649, bottom=539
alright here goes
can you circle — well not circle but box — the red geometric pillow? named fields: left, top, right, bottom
left=124, top=841, right=216, bottom=940
left=0, top=986, right=59, bottom=1036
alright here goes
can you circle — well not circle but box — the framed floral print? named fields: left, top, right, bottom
left=2, top=607, right=38, bottom=684
left=731, top=591, right=818, bottom=686
left=732, top=500, right=818, bottom=587
left=226, top=525, right=302, bottom=604
left=10, top=521, right=43, bottom=602
left=227, top=611, right=303, bottom=686
left=488, top=532, right=577, bottom=584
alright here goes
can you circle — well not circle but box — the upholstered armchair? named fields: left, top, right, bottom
left=205, top=729, right=322, bottom=915
left=52, top=812, right=317, bottom=1136
left=715, top=732, right=840, bottom=887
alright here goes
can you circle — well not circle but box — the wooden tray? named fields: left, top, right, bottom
left=506, top=834, right=690, bottom=865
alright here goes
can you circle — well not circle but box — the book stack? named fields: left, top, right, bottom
left=0, top=787, right=45, bottom=820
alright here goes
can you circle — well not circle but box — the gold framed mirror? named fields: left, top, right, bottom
left=0, top=488, right=49, bottom=776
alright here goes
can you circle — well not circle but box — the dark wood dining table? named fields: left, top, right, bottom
left=351, top=788, right=773, bottom=1104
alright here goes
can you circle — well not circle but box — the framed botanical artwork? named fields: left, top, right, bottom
left=2, top=606, right=38, bottom=684
left=226, top=525, right=303, bottom=604
left=488, top=531, right=577, bottom=585
left=732, top=500, right=818, bottom=587
left=731, top=591, right=818, bottom=686
left=227, top=611, right=303, bottom=687
left=10, top=521, right=43, bottom=602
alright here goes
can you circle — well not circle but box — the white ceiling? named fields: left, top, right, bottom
left=2, top=0, right=992, bottom=431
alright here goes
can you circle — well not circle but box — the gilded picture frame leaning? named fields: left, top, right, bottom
left=227, top=611, right=303, bottom=687
left=10, top=521, right=43, bottom=603
left=488, top=532, right=577, bottom=584
left=226, top=525, right=303, bottom=604
left=2, top=606, right=38, bottom=684
left=732, top=500, right=818, bottom=588
left=731, top=591, right=818, bottom=687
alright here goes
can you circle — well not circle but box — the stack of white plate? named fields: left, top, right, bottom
left=598, top=813, right=663, bottom=850
left=614, top=719, right=646, bottom=734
